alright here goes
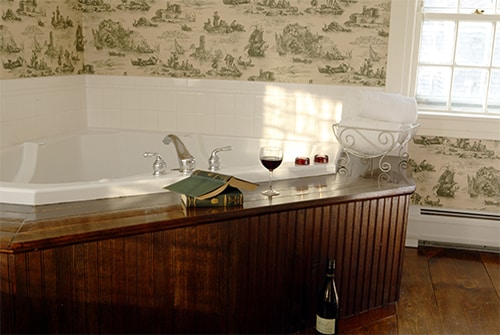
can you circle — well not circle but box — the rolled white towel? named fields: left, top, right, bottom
left=342, top=90, right=418, bottom=124
left=339, top=117, right=406, bottom=131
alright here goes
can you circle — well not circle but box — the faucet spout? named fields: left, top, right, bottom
left=163, top=134, right=196, bottom=173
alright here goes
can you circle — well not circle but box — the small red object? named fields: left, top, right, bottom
left=314, top=154, right=329, bottom=164
left=295, top=157, right=310, bottom=166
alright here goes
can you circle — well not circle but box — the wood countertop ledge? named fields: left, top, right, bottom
left=0, top=157, right=415, bottom=254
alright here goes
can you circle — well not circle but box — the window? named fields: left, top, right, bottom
left=413, top=0, right=500, bottom=116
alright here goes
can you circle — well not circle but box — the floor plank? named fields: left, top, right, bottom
left=481, top=252, right=500, bottom=298
left=344, top=315, right=397, bottom=335
left=426, top=248, right=500, bottom=335
left=397, top=247, right=444, bottom=335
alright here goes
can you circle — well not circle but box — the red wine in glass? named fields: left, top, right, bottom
left=259, top=147, right=283, bottom=196
left=260, top=156, right=283, bottom=171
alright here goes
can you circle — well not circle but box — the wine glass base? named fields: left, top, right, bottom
left=261, top=189, right=280, bottom=196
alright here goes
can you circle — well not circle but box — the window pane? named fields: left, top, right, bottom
left=415, top=6, right=499, bottom=115
left=419, top=21, right=455, bottom=64
left=451, top=68, right=489, bottom=111
left=416, top=66, right=452, bottom=109
left=455, top=22, right=493, bottom=66
left=487, top=69, right=500, bottom=113
left=493, top=24, right=500, bottom=66
left=460, top=0, right=495, bottom=13
left=423, top=0, right=458, bottom=13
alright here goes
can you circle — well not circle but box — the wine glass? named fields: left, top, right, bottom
left=259, top=146, right=283, bottom=196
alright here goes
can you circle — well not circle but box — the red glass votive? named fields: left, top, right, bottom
left=295, top=157, right=310, bottom=166
left=314, top=154, right=329, bottom=164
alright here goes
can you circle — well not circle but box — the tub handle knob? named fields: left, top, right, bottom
left=208, top=146, right=232, bottom=171
left=144, top=152, right=167, bottom=176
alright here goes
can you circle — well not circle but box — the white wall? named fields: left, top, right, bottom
left=85, top=75, right=355, bottom=140
left=0, top=76, right=87, bottom=148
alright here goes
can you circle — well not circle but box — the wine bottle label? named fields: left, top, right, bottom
left=316, top=315, right=336, bottom=334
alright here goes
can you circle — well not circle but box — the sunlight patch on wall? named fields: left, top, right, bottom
left=261, top=84, right=345, bottom=143
left=318, top=98, right=343, bottom=143
left=295, top=92, right=318, bottom=140
left=262, top=85, right=287, bottom=141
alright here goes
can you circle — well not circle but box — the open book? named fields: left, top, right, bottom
left=164, top=170, right=259, bottom=200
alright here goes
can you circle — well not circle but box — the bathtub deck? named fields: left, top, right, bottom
left=1, top=157, right=414, bottom=254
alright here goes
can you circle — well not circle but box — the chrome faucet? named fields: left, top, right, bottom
left=162, top=134, right=196, bottom=173
left=143, top=152, right=167, bottom=176
left=208, top=146, right=232, bottom=171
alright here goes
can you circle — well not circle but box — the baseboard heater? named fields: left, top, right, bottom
left=406, top=206, right=500, bottom=251
left=420, top=208, right=500, bottom=221
left=418, top=240, right=500, bottom=253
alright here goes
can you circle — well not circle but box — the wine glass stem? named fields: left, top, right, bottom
left=268, top=171, right=273, bottom=191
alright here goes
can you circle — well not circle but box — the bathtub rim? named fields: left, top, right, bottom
left=0, top=172, right=185, bottom=206
left=0, top=128, right=341, bottom=205
left=0, top=162, right=338, bottom=205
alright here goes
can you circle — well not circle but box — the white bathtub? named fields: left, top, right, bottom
left=0, top=129, right=340, bottom=205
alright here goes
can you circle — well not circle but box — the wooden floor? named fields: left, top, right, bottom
left=344, top=246, right=500, bottom=335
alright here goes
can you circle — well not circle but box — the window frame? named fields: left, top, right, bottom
left=412, top=9, right=500, bottom=116
left=386, top=0, right=500, bottom=141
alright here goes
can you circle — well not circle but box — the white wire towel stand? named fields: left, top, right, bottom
left=332, top=122, right=420, bottom=173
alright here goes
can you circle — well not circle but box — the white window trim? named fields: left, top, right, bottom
left=386, top=0, right=500, bottom=141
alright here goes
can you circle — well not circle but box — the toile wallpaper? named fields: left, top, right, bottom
left=409, top=137, right=500, bottom=213
left=1, top=0, right=390, bottom=84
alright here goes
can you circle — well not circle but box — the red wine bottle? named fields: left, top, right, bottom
left=316, top=259, right=339, bottom=334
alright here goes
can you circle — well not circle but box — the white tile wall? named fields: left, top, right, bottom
left=1, top=76, right=87, bottom=148
left=86, top=75, right=350, bottom=142
left=1, top=75, right=357, bottom=148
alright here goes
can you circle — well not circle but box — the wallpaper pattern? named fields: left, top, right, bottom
left=409, top=137, right=500, bottom=213
left=1, top=0, right=390, bottom=85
